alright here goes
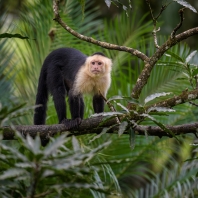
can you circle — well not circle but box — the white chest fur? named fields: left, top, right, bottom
left=73, top=66, right=111, bottom=96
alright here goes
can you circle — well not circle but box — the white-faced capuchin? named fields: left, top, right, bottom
left=34, top=48, right=112, bottom=145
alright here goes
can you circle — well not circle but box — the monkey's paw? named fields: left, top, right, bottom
left=61, top=118, right=82, bottom=130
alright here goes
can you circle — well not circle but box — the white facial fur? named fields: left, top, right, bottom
left=73, top=54, right=112, bottom=96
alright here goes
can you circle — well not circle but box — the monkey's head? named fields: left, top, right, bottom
left=85, top=53, right=112, bottom=77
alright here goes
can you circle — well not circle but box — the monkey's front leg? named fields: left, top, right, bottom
left=61, top=92, right=84, bottom=130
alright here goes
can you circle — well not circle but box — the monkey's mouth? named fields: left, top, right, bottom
left=91, top=70, right=100, bottom=74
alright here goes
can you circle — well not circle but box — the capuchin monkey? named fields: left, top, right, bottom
left=34, top=48, right=112, bottom=145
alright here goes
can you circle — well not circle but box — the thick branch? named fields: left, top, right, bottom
left=131, top=27, right=198, bottom=99
left=52, top=0, right=148, bottom=62
left=2, top=118, right=197, bottom=140
left=2, top=116, right=116, bottom=140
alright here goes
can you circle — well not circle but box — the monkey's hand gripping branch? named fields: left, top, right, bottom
left=61, top=118, right=82, bottom=130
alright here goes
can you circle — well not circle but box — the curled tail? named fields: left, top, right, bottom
left=34, top=67, right=48, bottom=125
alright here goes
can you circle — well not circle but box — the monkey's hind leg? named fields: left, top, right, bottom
left=51, top=85, right=67, bottom=124
left=62, top=92, right=84, bottom=130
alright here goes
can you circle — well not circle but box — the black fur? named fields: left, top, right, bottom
left=91, top=52, right=106, bottom=57
left=34, top=48, right=105, bottom=145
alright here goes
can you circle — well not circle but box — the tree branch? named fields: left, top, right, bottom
left=2, top=116, right=116, bottom=140
left=146, top=0, right=167, bottom=49
left=147, top=89, right=198, bottom=109
left=52, top=0, right=149, bottom=62
left=3, top=89, right=198, bottom=140
left=135, top=122, right=198, bottom=137
left=131, top=27, right=198, bottom=99
left=171, top=8, right=185, bottom=39
left=2, top=118, right=198, bottom=140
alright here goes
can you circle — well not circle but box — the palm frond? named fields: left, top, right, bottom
left=135, top=158, right=198, bottom=198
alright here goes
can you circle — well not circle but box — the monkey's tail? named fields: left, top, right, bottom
left=34, top=67, right=48, bottom=125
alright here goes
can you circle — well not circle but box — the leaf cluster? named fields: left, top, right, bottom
left=0, top=133, right=111, bottom=197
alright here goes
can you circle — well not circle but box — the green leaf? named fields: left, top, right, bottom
left=104, top=0, right=111, bottom=8
left=26, top=135, right=41, bottom=155
left=173, top=0, right=197, bottom=13
left=192, top=68, right=198, bottom=76
left=129, top=127, right=135, bottom=150
left=107, top=95, right=124, bottom=103
left=44, top=134, right=67, bottom=156
left=0, top=33, right=29, bottom=39
left=166, top=51, right=184, bottom=62
left=185, top=50, right=197, bottom=63
left=91, top=112, right=124, bottom=117
left=72, top=136, right=80, bottom=151
left=141, top=113, right=180, bottom=141
left=116, top=103, right=129, bottom=113
left=0, top=169, right=26, bottom=180
left=89, top=128, right=109, bottom=143
left=118, top=121, right=128, bottom=136
left=144, top=92, right=172, bottom=104
left=147, top=107, right=175, bottom=113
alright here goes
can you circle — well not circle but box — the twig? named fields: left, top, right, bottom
left=146, top=1, right=168, bottom=48
left=171, top=8, right=185, bottom=39
left=152, top=27, right=160, bottom=49
left=99, top=90, right=121, bottom=124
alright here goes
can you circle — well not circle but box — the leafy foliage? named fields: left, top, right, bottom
left=135, top=156, right=198, bottom=197
left=0, top=133, right=114, bottom=198
left=1, top=0, right=198, bottom=197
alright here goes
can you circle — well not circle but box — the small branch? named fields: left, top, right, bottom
left=146, top=1, right=167, bottom=49
left=146, top=0, right=156, bottom=24
left=52, top=0, right=149, bottom=62
left=135, top=122, right=198, bottom=137
left=146, top=89, right=198, bottom=109
left=146, top=0, right=160, bottom=48
left=155, top=4, right=168, bottom=20
left=171, top=8, right=185, bottom=39
left=152, top=27, right=160, bottom=49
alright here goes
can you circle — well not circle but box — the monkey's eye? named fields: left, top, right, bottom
left=91, top=62, right=95, bottom=65
left=98, top=62, right=102, bottom=65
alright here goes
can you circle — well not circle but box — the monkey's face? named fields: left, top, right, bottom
left=89, top=60, right=105, bottom=75
left=86, top=55, right=112, bottom=77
